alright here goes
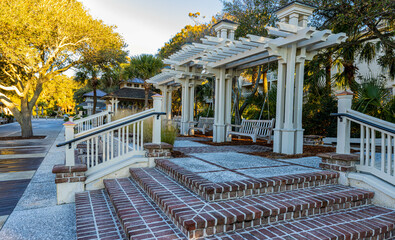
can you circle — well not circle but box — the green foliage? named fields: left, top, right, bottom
left=158, top=13, right=216, bottom=59
left=353, top=76, right=394, bottom=122
left=303, top=91, right=338, bottom=137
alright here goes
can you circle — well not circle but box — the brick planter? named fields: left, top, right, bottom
left=52, top=164, right=87, bottom=204
left=52, top=164, right=87, bottom=183
left=144, top=142, right=172, bottom=158
left=318, top=152, right=359, bottom=172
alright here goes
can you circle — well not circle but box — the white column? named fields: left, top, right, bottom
left=180, top=79, right=190, bottom=135
left=274, top=61, right=286, bottom=153
left=189, top=83, right=195, bottom=122
left=161, top=87, right=168, bottom=113
left=213, top=76, right=220, bottom=141
left=225, top=77, right=232, bottom=141
left=152, top=95, right=162, bottom=144
left=167, top=89, right=172, bottom=120
left=282, top=44, right=297, bottom=154
left=336, top=92, right=353, bottom=154
left=295, top=58, right=305, bottom=154
left=214, top=68, right=226, bottom=142
left=64, top=122, right=76, bottom=166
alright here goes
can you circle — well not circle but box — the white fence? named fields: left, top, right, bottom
left=335, top=105, right=394, bottom=185
left=74, top=109, right=112, bottom=135
left=59, top=96, right=164, bottom=177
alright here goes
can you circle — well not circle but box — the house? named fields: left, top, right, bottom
left=102, top=78, right=156, bottom=111
left=80, top=90, right=107, bottom=115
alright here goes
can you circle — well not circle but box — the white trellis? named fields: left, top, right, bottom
left=148, top=1, right=347, bottom=154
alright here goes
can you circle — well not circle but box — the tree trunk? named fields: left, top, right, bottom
left=20, top=111, right=33, bottom=138
left=144, top=83, right=149, bottom=109
left=235, top=66, right=264, bottom=124
left=11, top=97, right=34, bottom=138
left=93, top=85, right=97, bottom=115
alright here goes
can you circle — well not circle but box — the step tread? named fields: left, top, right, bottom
left=156, top=158, right=339, bottom=201
left=75, top=190, right=127, bottom=240
left=208, top=205, right=395, bottom=239
left=130, top=168, right=374, bottom=238
left=104, top=178, right=186, bottom=240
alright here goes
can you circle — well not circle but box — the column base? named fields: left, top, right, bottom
left=281, top=129, right=297, bottom=155
left=180, top=121, right=190, bottom=136
left=273, top=129, right=282, bottom=153
left=213, top=124, right=226, bottom=143
left=295, top=128, right=304, bottom=154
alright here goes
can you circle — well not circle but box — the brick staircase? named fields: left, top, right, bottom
left=75, top=158, right=395, bottom=240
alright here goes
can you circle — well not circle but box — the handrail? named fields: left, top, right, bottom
left=57, top=111, right=166, bottom=148
left=331, top=113, right=395, bottom=134
left=74, top=110, right=111, bottom=124
left=75, top=108, right=155, bottom=138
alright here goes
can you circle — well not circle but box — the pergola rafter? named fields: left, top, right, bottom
left=149, top=1, right=348, bottom=154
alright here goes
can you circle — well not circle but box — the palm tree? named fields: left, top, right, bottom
left=126, top=55, right=163, bottom=108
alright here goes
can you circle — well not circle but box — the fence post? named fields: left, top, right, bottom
left=107, top=104, right=112, bottom=122
left=336, top=91, right=354, bottom=154
left=152, top=94, right=163, bottom=144
left=64, top=121, right=76, bottom=166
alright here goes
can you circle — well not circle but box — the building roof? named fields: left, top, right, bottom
left=83, top=90, right=107, bottom=97
left=122, top=78, right=145, bottom=84
left=102, top=88, right=156, bottom=101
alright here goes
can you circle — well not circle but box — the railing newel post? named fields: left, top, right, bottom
left=152, top=95, right=163, bottom=144
left=336, top=91, right=354, bottom=154
left=64, top=121, right=77, bottom=166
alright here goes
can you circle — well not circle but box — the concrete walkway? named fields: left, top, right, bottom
left=0, top=120, right=75, bottom=240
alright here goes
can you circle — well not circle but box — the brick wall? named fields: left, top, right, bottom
left=52, top=164, right=87, bottom=184
left=144, top=143, right=172, bottom=158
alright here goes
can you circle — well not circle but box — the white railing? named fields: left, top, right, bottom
left=58, top=95, right=164, bottom=177
left=335, top=95, right=395, bottom=185
left=74, top=109, right=112, bottom=135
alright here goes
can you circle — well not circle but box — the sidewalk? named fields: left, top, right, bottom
left=0, top=123, right=76, bottom=240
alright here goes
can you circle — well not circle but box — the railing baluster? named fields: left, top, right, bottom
left=111, top=130, right=114, bottom=159
left=87, top=139, right=90, bottom=168
left=102, top=133, right=106, bottom=162
left=387, top=135, right=392, bottom=175
left=136, top=122, right=140, bottom=151
left=371, top=128, right=375, bottom=168
left=360, top=125, right=365, bottom=166
left=126, top=125, right=129, bottom=153
left=140, top=121, right=144, bottom=151
left=117, top=128, right=121, bottom=158
left=365, top=126, right=370, bottom=167
left=381, top=132, right=386, bottom=172
left=95, top=137, right=98, bottom=166
left=133, top=123, right=136, bottom=152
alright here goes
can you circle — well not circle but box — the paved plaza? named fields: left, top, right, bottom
left=0, top=120, right=76, bottom=240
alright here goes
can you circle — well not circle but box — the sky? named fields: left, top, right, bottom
left=80, top=0, right=223, bottom=56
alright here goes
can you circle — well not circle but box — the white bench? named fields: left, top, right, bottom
left=189, top=117, right=214, bottom=135
left=0, top=118, right=7, bottom=125
left=226, top=118, right=275, bottom=143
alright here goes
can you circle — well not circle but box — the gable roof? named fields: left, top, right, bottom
left=83, top=90, right=107, bottom=97
left=102, top=88, right=156, bottom=101
left=123, top=78, right=145, bottom=84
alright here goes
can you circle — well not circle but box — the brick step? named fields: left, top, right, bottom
left=156, top=158, right=339, bottom=201
left=104, top=178, right=186, bottom=240
left=207, top=205, right=395, bottom=239
left=129, top=168, right=374, bottom=239
left=75, top=190, right=127, bottom=240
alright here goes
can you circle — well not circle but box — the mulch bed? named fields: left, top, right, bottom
left=180, top=134, right=357, bottom=159
left=0, top=136, right=46, bottom=140
left=171, top=150, right=187, bottom=158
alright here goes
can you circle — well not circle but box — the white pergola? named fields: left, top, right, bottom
left=148, top=1, right=347, bottom=154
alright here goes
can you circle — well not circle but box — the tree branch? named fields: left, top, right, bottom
left=0, top=83, right=24, bottom=97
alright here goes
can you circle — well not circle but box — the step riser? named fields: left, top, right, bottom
left=130, top=168, right=374, bottom=239
left=156, top=162, right=338, bottom=201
